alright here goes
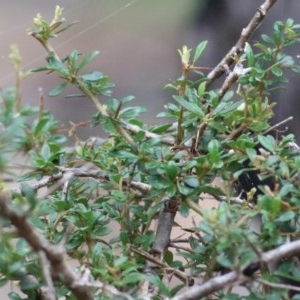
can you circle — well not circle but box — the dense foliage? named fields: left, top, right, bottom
left=1, top=3, right=300, bottom=300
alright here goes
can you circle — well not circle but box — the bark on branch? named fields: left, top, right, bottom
left=206, top=0, right=277, bottom=89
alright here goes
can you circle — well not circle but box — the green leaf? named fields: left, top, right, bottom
left=19, top=276, right=40, bottom=291
left=68, top=50, right=80, bottom=66
left=80, top=71, right=103, bottom=81
left=78, top=50, right=100, bottom=71
left=244, top=42, right=254, bottom=67
left=147, top=275, right=171, bottom=296
left=119, top=272, right=145, bottom=285
left=261, top=33, right=273, bottom=44
left=271, top=65, right=283, bottom=77
left=21, top=182, right=37, bottom=210
left=216, top=254, right=233, bottom=268
left=173, top=95, right=203, bottom=116
left=41, top=144, right=51, bottom=160
left=214, top=100, right=242, bottom=116
left=49, top=82, right=68, bottom=97
left=121, top=95, right=135, bottom=105
left=279, top=183, right=295, bottom=197
left=8, top=292, right=23, bottom=300
left=254, top=42, right=269, bottom=53
left=276, top=211, right=295, bottom=222
left=30, top=66, right=49, bottom=72
left=166, top=161, right=179, bottom=181
left=92, top=226, right=111, bottom=237
left=197, top=81, right=206, bottom=97
left=55, top=21, right=79, bottom=34
left=222, top=294, right=241, bottom=300
left=119, top=106, right=147, bottom=119
left=33, top=118, right=49, bottom=136
left=246, top=147, right=257, bottom=162
left=113, top=150, right=137, bottom=160
left=280, top=55, right=295, bottom=67
left=183, top=176, right=199, bottom=188
left=193, top=40, right=208, bottom=65
left=208, top=120, right=227, bottom=132
left=198, top=185, right=224, bottom=198
left=258, top=196, right=281, bottom=214
left=257, top=135, right=275, bottom=152
left=279, top=161, right=290, bottom=179
left=164, top=250, right=174, bottom=265
left=208, top=139, right=220, bottom=163
left=150, top=123, right=172, bottom=134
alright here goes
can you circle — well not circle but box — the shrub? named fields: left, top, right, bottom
left=1, top=2, right=300, bottom=299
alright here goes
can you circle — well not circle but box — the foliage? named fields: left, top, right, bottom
left=0, top=5, right=300, bottom=300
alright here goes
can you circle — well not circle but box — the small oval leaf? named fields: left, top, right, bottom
left=193, top=40, right=208, bottom=64
left=80, top=71, right=103, bottom=81
left=49, top=82, right=68, bottom=97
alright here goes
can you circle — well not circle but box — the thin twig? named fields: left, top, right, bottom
left=262, top=116, right=293, bottom=135
left=39, top=251, right=56, bottom=300
left=130, top=246, right=193, bottom=285
left=256, top=277, right=300, bottom=293
left=168, top=242, right=193, bottom=253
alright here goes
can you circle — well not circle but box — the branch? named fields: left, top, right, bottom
left=205, top=0, right=277, bottom=89
left=255, top=277, right=300, bottom=293
left=139, top=197, right=182, bottom=297
left=56, top=166, right=152, bottom=194
left=0, top=193, right=131, bottom=300
left=262, top=116, right=294, bottom=135
left=39, top=251, right=56, bottom=300
left=171, top=239, right=300, bottom=300
left=130, top=246, right=193, bottom=285
left=27, top=166, right=151, bottom=196
left=125, top=123, right=175, bottom=145
left=217, top=62, right=252, bottom=100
